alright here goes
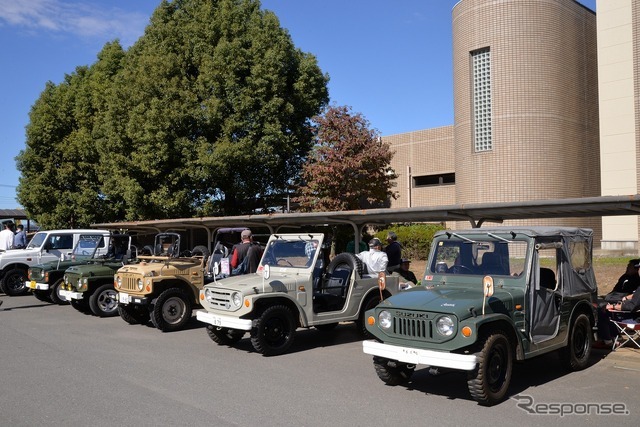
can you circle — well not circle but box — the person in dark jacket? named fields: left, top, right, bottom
left=603, top=258, right=640, bottom=302
left=230, top=229, right=262, bottom=274
left=384, top=231, right=402, bottom=272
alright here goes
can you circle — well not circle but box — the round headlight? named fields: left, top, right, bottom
left=137, top=279, right=144, bottom=290
left=115, top=276, right=121, bottom=288
left=378, top=310, right=392, bottom=329
left=436, top=316, right=455, bottom=336
left=231, top=292, right=242, bottom=308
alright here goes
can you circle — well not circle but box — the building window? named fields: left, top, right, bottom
left=414, top=173, right=455, bottom=187
left=472, top=48, right=492, bottom=152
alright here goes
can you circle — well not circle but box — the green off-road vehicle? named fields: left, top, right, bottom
left=58, top=234, right=135, bottom=317
left=114, top=232, right=209, bottom=332
left=363, top=227, right=598, bottom=406
left=196, top=233, right=405, bottom=356
left=27, top=232, right=111, bottom=304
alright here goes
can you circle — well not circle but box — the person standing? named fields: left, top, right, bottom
left=384, top=231, right=402, bottom=272
left=356, top=238, right=389, bottom=277
left=13, top=224, right=27, bottom=249
left=230, top=229, right=261, bottom=274
left=0, top=222, right=14, bottom=250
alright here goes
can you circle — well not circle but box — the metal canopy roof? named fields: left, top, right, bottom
left=92, top=194, right=640, bottom=235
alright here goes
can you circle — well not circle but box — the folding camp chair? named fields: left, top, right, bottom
left=609, top=313, right=640, bottom=350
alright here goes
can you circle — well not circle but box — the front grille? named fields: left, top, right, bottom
left=65, top=273, right=80, bottom=290
left=394, top=317, right=431, bottom=339
left=120, top=275, right=141, bottom=292
left=206, top=288, right=233, bottom=310
left=385, top=310, right=455, bottom=343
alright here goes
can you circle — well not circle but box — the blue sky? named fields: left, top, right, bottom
left=0, top=0, right=596, bottom=209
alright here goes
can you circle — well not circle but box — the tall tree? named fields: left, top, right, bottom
left=98, top=0, right=329, bottom=219
left=295, top=105, right=397, bottom=212
left=16, top=41, right=126, bottom=229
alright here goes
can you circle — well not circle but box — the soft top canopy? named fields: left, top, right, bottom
left=435, top=226, right=593, bottom=239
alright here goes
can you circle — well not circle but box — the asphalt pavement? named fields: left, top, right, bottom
left=1, top=293, right=639, bottom=427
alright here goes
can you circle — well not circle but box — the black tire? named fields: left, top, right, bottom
left=118, top=304, right=150, bottom=325
left=250, top=305, right=296, bottom=356
left=49, top=278, right=69, bottom=305
left=191, top=245, right=210, bottom=260
left=559, top=313, right=592, bottom=371
left=373, top=356, right=415, bottom=385
left=326, top=253, right=363, bottom=278
left=467, top=330, right=513, bottom=406
left=150, top=288, right=192, bottom=332
left=70, top=298, right=91, bottom=313
left=356, top=293, right=382, bottom=337
left=206, top=325, right=245, bottom=345
left=33, top=290, right=52, bottom=303
left=89, top=284, right=119, bottom=317
left=0, top=268, right=28, bottom=296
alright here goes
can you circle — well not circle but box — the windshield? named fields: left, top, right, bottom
left=429, top=236, right=528, bottom=277
left=72, top=235, right=105, bottom=261
left=26, top=232, right=47, bottom=249
left=260, top=238, right=319, bottom=269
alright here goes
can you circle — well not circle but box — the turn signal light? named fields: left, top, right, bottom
left=367, top=316, right=375, bottom=325
left=461, top=326, right=472, bottom=337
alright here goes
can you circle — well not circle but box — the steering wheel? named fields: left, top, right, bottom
left=276, top=258, right=293, bottom=267
left=448, top=265, right=473, bottom=274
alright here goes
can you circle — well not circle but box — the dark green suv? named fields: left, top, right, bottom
left=363, top=227, right=598, bottom=406
left=59, top=234, right=134, bottom=317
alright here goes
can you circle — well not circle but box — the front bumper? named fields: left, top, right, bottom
left=59, top=289, right=83, bottom=301
left=196, top=310, right=252, bottom=331
left=117, top=292, right=149, bottom=305
left=26, top=280, right=49, bottom=291
left=362, top=340, right=478, bottom=371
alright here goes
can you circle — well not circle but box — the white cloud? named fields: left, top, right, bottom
left=0, top=0, right=150, bottom=46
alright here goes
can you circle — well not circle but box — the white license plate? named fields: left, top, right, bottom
left=210, top=314, right=223, bottom=326
left=118, top=292, right=130, bottom=304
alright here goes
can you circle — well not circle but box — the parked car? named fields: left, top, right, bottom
left=0, top=229, right=109, bottom=296
left=27, top=232, right=111, bottom=304
left=362, top=227, right=598, bottom=406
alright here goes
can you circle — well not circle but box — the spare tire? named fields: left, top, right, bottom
left=191, top=245, right=210, bottom=261
left=326, top=253, right=363, bottom=279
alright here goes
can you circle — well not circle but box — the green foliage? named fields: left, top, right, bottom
left=16, top=0, right=329, bottom=227
left=374, top=223, right=446, bottom=261
left=295, top=105, right=397, bottom=212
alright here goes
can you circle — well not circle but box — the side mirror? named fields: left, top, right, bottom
left=482, top=275, right=494, bottom=316
left=483, top=275, right=494, bottom=297
left=263, top=264, right=270, bottom=280
left=378, top=272, right=386, bottom=291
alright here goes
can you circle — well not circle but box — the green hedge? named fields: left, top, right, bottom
left=374, top=223, right=446, bottom=261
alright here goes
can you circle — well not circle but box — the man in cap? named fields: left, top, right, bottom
left=230, top=229, right=262, bottom=274
left=356, top=238, right=388, bottom=278
left=384, top=231, right=402, bottom=272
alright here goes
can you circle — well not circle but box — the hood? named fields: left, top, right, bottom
left=379, top=285, right=518, bottom=320
left=32, top=259, right=83, bottom=273
left=66, top=262, right=122, bottom=277
left=0, top=247, right=41, bottom=260
left=206, top=272, right=300, bottom=294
